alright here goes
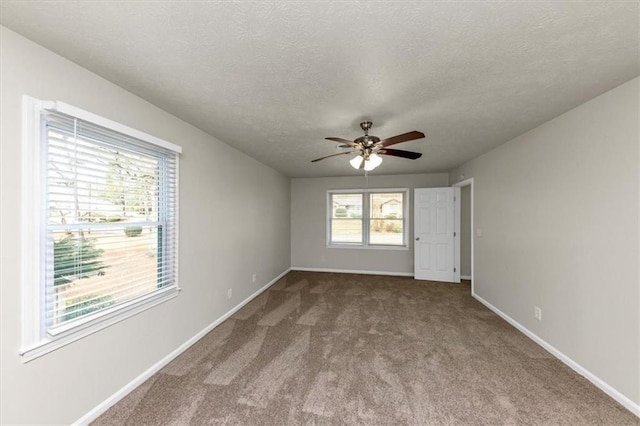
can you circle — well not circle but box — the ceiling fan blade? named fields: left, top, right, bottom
left=378, top=131, right=425, bottom=148
left=311, top=151, right=354, bottom=162
left=326, top=137, right=358, bottom=147
left=379, top=148, right=423, bottom=160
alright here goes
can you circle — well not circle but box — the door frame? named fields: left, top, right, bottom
left=453, top=177, right=474, bottom=295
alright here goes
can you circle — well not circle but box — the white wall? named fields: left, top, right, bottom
left=291, top=173, right=449, bottom=274
left=449, top=78, right=639, bottom=407
left=0, top=27, right=290, bottom=424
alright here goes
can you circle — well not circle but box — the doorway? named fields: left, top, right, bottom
left=453, top=178, right=474, bottom=294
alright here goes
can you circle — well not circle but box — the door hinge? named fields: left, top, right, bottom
left=454, top=267, right=457, bottom=272
left=454, top=231, right=456, bottom=237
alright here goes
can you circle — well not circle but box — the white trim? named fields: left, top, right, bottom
left=174, top=156, right=180, bottom=294
left=326, top=244, right=408, bottom=251
left=73, top=268, right=291, bottom=426
left=51, top=101, right=182, bottom=154
left=21, top=96, right=51, bottom=349
left=473, top=293, right=640, bottom=418
left=461, top=275, right=472, bottom=280
left=327, top=187, right=408, bottom=193
left=453, top=186, right=461, bottom=283
left=291, top=266, right=413, bottom=277
left=453, top=177, right=474, bottom=294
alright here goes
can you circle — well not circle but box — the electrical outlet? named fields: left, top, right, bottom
left=227, top=288, right=232, bottom=300
left=321, top=255, right=326, bottom=262
left=252, top=273, right=256, bottom=283
left=534, top=306, right=542, bottom=321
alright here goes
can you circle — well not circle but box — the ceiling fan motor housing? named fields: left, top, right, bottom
left=354, top=135, right=381, bottom=147
left=356, top=121, right=380, bottom=148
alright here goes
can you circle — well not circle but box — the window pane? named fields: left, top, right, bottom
left=370, top=192, right=404, bottom=245
left=369, top=219, right=404, bottom=245
left=331, top=219, right=362, bottom=243
left=331, top=193, right=363, bottom=243
left=370, top=193, right=403, bottom=219
left=49, top=226, right=163, bottom=327
left=47, top=129, right=160, bottom=226
left=332, top=193, right=362, bottom=219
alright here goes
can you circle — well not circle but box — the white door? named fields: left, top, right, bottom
left=414, top=187, right=460, bottom=282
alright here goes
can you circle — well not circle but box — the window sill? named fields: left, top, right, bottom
left=327, top=244, right=409, bottom=251
left=19, top=286, right=180, bottom=363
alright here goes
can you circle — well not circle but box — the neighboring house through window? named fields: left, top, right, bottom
left=21, top=97, right=181, bottom=360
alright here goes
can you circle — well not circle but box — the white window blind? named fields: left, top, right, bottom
left=41, top=110, right=179, bottom=334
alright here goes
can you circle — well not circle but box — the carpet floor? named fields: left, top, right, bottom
left=93, top=271, right=637, bottom=425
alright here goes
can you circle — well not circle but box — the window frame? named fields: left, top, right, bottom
left=327, top=188, right=409, bottom=250
left=20, top=96, right=181, bottom=362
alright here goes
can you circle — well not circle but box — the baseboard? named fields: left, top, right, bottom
left=472, top=293, right=640, bottom=418
left=74, top=267, right=292, bottom=425
left=461, top=275, right=472, bottom=280
left=291, top=266, right=414, bottom=277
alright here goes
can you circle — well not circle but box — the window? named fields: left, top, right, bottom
left=21, top=97, right=181, bottom=360
left=328, top=189, right=408, bottom=248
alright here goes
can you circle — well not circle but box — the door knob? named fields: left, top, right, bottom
left=415, top=237, right=420, bottom=241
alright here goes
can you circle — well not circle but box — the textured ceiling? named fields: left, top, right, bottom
left=1, top=1, right=638, bottom=178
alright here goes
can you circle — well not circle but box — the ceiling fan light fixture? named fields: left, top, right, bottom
left=367, top=153, right=383, bottom=170
left=350, top=155, right=364, bottom=169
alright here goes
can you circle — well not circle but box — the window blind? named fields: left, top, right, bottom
left=42, top=110, right=179, bottom=333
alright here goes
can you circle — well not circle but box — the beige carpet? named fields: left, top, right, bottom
left=93, top=271, right=637, bottom=425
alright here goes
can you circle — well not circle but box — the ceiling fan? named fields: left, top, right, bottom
left=312, top=121, right=425, bottom=171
